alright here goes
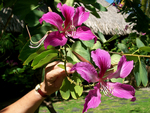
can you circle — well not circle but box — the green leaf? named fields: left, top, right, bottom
left=64, top=0, right=74, bottom=6
left=0, top=2, right=3, bottom=10
left=134, top=60, right=148, bottom=87
left=31, top=50, right=57, bottom=67
left=70, top=73, right=83, bottom=99
left=91, top=11, right=100, bottom=18
left=66, top=48, right=80, bottom=63
left=111, top=78, right=124, bottom=83
left=126, top=56, right=138, bottom=62
left=19, top=41, right=38, bottom=62
left=91, top=2, right=107, bottom=11
left=72, top=41, right=91, bottom=62
left=117, top=43, right=128, bottom=53
left=13, top=0, right=39, bottom=19
left=60, top=77, right=70, bottom=100
left=134, top=61, right=142, bottom=86
left=33, top=52, right=57, bottom=69
left=25, top=10, right=44, bottom=27
left=57, top=64, right=65, bottom=70
left=23, top=45, right=55, bottom=65
left=111, top=54, right=121, bottom=65
left=136, top=38, right=145, bottom=48
left=84, top=4, right=96, bottom=12
left=106, top=35, right=119, bottom=43
left=24, top=52, right=38, bottom=65
left=97, top=31, right=106, bottom=43
left=81, top=0, right=96, bottom=4
left=30, top=22, right=55, bottom=36
left=139, top=46, right=150, bottom=52
left=81, top=39, right=94, bottom=48
left=91, top=40, right=101, bottom=50
left=111, top=54, right=122, bottom=85
left=140, top=60, right=148, bottom=86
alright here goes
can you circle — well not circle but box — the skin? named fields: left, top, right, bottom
left=0, top=61, right=74, bottom=113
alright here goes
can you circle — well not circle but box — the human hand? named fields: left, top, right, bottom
left=40, top=61, right=74, bottom=95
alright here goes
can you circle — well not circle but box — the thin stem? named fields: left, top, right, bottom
left=64, top=45, right=69, bottom=76
left=132, top=49, right=139, bottom=55
left=108, top=51, right=150, bottom=58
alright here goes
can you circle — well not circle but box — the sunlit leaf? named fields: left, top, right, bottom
left=31, top=49, right=57, bottom=67
left=57, top=64, right=65, bottom=70
left=81, top=39, right=94, bottom=48
left=66, top=48, right=80, bottom=63
left=72, top=41, right=91, bottom=62
left=136, top=38, right=145, bottom=48
left=64, top=0, right=74, bottom=6
left=60, top=77, right=70, bottom=100
left=23, top=45, right=55, bottom=65
left=33, top=52, right=57, bottom=69
left=111, top=78, right=124, bottom=83
left=97, top=31, right=106, bottom=43
left=111, top=54, right=121, bottom=65
left=110, top=54, right=123, bottom=84
left=91, top=40, right=101, bottom=50
left=70, top=73, right=83, bottom=99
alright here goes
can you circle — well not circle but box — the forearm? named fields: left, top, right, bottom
left=0, top=89, right=45, bottom=113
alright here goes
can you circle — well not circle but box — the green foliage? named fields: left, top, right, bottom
left=117, top=43, right=129, bottom=53
left=22, top=45, right=57, bottom=69
left=1, top=1, right=150, bottom=111
left=2, top=65, right=34, bottom=87
left=60, top=73, right=83, bottom=100
left=25, top=10, right=44, bottom=27
left=136, top=38, right=145, bottom=48
left=134, top=59, right=148, bottom=86
left=110, top=54, right=124, bottom=83
left=122, top=0, right=150, bottom=33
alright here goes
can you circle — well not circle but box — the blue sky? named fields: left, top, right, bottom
left=105, top=0, right=114, bottom=4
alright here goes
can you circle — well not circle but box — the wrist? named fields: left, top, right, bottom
left=35, top=83, right=49, bottom=98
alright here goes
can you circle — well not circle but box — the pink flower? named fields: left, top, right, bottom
left=141, top=32, right=146, bottom=35
left=71, top=49, right=136, bottom=113
left=39, top=3, right=96, bottom=48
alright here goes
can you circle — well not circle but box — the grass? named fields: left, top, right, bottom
left=39, top=89, right=150, bottom=113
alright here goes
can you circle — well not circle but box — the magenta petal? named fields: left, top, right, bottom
left=71, top=62, right=99, bottom=83
left=107, top=82, right=136, bottom=101
left=91, top=49, right=111, bottom=78
left=83, top=84, right=101, bottom=113
left=107, top=55, right=133, bottom=79
left=57, top=3, right=74, bottom=28
left=44, top=31, right=67, bottom=48
left=39, top=12, right=63, bottom=31
left=73, top=6, right=90, bottom=26
left=72, top=26, right=97, bottom=41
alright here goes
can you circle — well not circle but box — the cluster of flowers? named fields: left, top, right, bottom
left=32, top=3, right=136, bottom=113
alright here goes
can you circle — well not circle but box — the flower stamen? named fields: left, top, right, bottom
left=100, top=82, right=112, bottom=97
